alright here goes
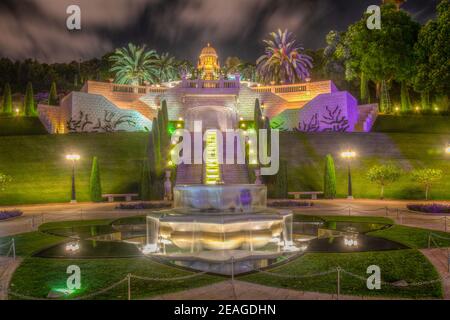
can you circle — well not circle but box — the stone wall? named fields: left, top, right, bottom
left=38, top=92, right=152, bottom=133
left=270, top=91, right=358, bottom=132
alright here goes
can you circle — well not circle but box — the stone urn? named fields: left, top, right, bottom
left=164, top=170, right=173, bottom=201
left=254, top=169, right=262, bottom=185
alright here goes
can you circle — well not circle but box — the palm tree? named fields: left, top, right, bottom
left=109, top=43, right=159, bottom=85
left=257, top=29, right=313, bottom=84
left=238, top=62, right=257, bottom=82
left=156, top=53, right=179, bottom=82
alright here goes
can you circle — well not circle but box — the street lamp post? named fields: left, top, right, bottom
left=66, top=154, right=80, bottom=203
left=341, top=150, right=356, bottom=200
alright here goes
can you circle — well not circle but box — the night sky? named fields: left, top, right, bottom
left=0, top=0, right=439, bottom=63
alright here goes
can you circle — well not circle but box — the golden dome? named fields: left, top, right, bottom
left=197, top=43, right=220, bottom=80
left=199, top=43, right=218, bottom=58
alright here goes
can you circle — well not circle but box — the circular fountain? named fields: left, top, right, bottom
left=143, top=184, right=298, bottom=274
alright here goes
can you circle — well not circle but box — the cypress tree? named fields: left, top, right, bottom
left=323, top=154, right=337, bottom=199
left=24, top=82, right=36, bottom=116
left=2, top=83, right=12, bottom=114
left=140, top=159, right=152, bottom=200
left=89, top=157, right=102, bottom=202
left=161, top=100, right=169, bottom=128
left=254, top=99, right=263, bottom=131
left=48, top=81, right=58, bottom=106
left=274, top=160, right=288, bottom=199
left=152, top=117, right=162, bottom=174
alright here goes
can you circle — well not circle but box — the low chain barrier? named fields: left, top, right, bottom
left=4, top=269, right=210, bottom=300
left=0, top=239, right=15, bottom=260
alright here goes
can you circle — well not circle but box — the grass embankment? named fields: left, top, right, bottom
left=0, top=132, right=149, bottom=205
left=0, top=128, right=449, bottom=205
left=281, top=132, right=450, bottom=200
left=0, top=117, right=47, bottom=136
left=372, top=115, right=450, bottom=134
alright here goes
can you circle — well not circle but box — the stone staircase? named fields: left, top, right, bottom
left=355, top=104, right=378, bottom=132
left=176, top=164, right=203, bottom=184
left=221, top=164, right=249, bottom=184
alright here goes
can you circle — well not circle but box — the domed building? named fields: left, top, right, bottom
left=197, top=43, right=220, bottom=80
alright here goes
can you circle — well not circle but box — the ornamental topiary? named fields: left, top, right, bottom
left=323, top=154, right=337, bottom=199
left=89, top=157, right=102, bottom=202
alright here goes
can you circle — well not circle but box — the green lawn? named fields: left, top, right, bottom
left=0, top=232, right=64, bottom=256
left=0, top=130, right=449, bottom=206
left=0, top=132, right=149, bottom=205
left=9, top=257, right=222, bottom=300
left=368, top=225, right=450, bottom=249
left=0, top=117, right=47, bottom=136
left=280, top=132, right=450, bottom=200
left=239, top=250, right=442, bottom=299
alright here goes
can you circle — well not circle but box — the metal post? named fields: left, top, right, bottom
left=447, top=248, right=450, bottom=273
left=347, top=162, right=353, bottom=199
left=336, top=267, right=341, bottom=300
left=127, top=274, right=131, bottom=300
left=348, top=207, right=351, bottom=216
left=385, top=207, right=388, bottom=217
left=12, top=238, right=16, bottom=260
left=396, top=208, right=399, bottom=219
left=70, top=160, right=77, bottom=203
left=231, top=257, right=235, bottom=282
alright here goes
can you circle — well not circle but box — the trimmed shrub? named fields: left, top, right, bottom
left=323, top=154, right=337, bottom=199
left=2, top=83, right=12, bottom=114
left=151, top=117, right=162, bottom=174
left=89, top=156, right=102, bottom=202
left=139, top=159, right=152, bottom=201
left=273, top=160, right=288, bottom=199
left=48, top=81, right=58, bottom=106
left=24, top=82, right=36, bottom=116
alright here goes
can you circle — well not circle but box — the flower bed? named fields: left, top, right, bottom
left=116, top=202, right=172, bottom=210
left=268, top=200, right=313, bottom=208
left=407, top=203, right=450, bottom=214
left=0, top=210, right=23, bottom=221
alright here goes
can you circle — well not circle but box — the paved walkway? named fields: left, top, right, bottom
left=150, top=280, right=401, bottom=300
left=0, top=257, right=21, bottom=300
left=420, top=247, right=450, bottom=300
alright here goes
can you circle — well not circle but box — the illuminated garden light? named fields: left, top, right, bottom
left=341, top=149, right=356, bottom=199
left=177, top=123, right=182, bottom=128
left=239, top=117, right=244, bottom=121
left=341, top=150, right=356, bottom=159
left=66, top=154, right=80, bottom=203
left=178, top=117, right=183, bottom=121
left=446, top=144, right=450, bottom=154
left=241, top=123, right=246, bottom=128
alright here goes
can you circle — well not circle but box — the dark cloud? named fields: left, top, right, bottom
left=0, top=0, right=439, bottom=63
